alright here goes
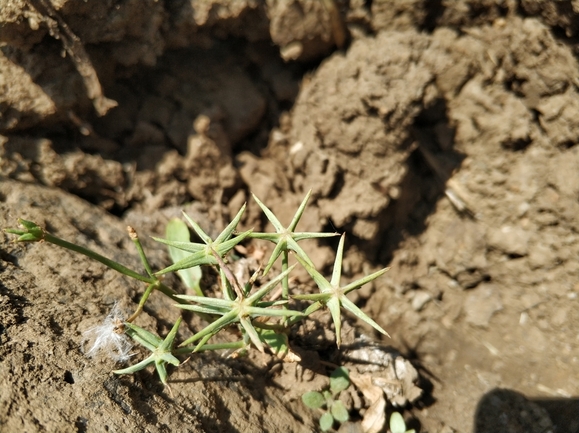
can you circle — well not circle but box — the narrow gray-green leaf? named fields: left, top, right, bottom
left=288, top=189, right=311, bottom=231
left=245, top=306, right=304, bottom=317
left=239, top=316, right=264, bottom=352
left=175, top=295, right=233, bottom=309
left=246, top=265, right=296, bottom=304
left=331, top=234, right=345, bottom=287
left=152, top=236, right=205, bottom=253
left=157, top=317, right=182, bottom=351
left=327, top=296, right=343, bottom=346
left=124, top=322, right=162, bottom=350
left=174, top=303, right=228, bottom=315
left=179, top=310, right=238, bottom=347
left=155, top=360, right=169, bottom=385
left=182, top=211, right=212, bottom=245
left=155, top=250, right=216, bottom=276
left=257, top=328, right=289, bottom=357
left=214, top=203, right=246, bottom=244
left=252, top=193, right=284, bottom=232
left=342, top=267, right=390, bottom=295
left=292, top=293, right=331, bottom=302
left=293, top=254, right=332, bottom=292
left=340, top=296, right=390, bottom=337
left=113, top=355, right=154, bottom=375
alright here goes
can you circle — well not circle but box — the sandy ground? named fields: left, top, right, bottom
left=1, top=1, right=579, bottom=432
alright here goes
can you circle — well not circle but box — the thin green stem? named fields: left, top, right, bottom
left=128, top=226, right=154, bottom=278
left=286, top=301, right=323, bottom=327
left=281, top=250, right=289, bottom=299
left=281, top=250, right=290, bottom=325
left=138, top=280, right=213, bottom=323
left=211, top=248, right=243, bottom=299
left=127, top=282, right=157, bottom=323
left=252, top=321, right=286, bottom=332
left=173, top=340, right=245, bottom=355
left=44, top=233, right=153, bottom=283
left=156, top=282, right=189, bottom=304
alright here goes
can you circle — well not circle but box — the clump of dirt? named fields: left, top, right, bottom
left=2, top=1, right=579, bottom=432
left=278, top=29, right=434, bottom=241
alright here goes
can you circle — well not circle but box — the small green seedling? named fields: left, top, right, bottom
left=302, top=367, right=350, bottom=431
left=389, top=412, right=415, bottom=433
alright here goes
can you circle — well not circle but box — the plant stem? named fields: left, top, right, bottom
left=126, top=282, right=156, bottom=323
left=128, top=226, right=154, bottom=278
left=281, top=250, right=289, bottom=299
left=126, top=280, right=191, bottom=322
left=286, top=301, right=323, bottom=328
left=44, top=232, right=153, bottom=283
left=173, top=340, right=245, bottom=355
left=281, top=250, right=290, bottom=325
left=211, top=248, right=243, bottom=299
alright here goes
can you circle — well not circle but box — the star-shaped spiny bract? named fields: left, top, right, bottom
left=250, top=190, right=338, bottom=301
left=114, top=318, right=182, bottom=385
left=292, top=234, right=390, bottom=347
left=153, top=203, right=252, bottom=276
left=175, top=265, right=304, bottom=352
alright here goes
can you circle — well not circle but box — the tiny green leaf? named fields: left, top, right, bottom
left=302, top=391, right=326, bottom=409
left=330, top=366, right=350, bottom=395
left=319, top=412, right=334, bottom=432
left=17, top=233, right=42, bottom=242
left=390, top=412, right=407, bottom=433
left=18, top=219, right=40, bottom=230
left=330, top=400, right=349, bottom=423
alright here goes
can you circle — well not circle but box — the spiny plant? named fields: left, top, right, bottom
left=302, top=366, right=351, bottom=431
left=5, top=191, right=390, bottom=386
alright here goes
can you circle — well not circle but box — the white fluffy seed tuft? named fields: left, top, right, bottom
left=82, top=303, right=133, bottom=362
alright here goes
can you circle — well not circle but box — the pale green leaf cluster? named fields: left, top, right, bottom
left=302, top=367, right=351, bottom=431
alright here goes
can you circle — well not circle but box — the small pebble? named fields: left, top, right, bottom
left=412, top=290, right=432, bottom=311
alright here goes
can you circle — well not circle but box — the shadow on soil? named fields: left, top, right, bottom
left=474, top=388, right=579, bottom=433
left=343, top=97, right=466, bottom=268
